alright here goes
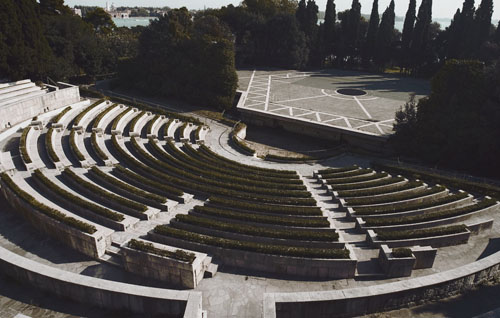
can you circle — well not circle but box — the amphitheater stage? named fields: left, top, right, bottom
left=236, top=69, right=430, bottom=150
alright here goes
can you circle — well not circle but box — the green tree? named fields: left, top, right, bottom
left=474, top=0, right=494, bottom=47
left=410, top=0, right=433, bottom=75
left=495, top=21, right=500, bottom=42
left=401, top=0, right=416, bottom=52
left=390, top=93, right=418, bottom=155
left=374, top=0, right=395, bottom=69
left=362, top=0, right=379, bottom=67
left=39, top=0, right=71, bottom=15
left=322, top=0, right=336, bottom=58
left=84, top=8, right=116, bottom=34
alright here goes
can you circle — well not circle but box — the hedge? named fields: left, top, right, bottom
left=146, top=115, right=159, bottom=135
left=149, top=139, right=305, bottom=191
left=338, top=181, right=423, bottom=198
left=153, top=226, right=350, bottom=259
left=365, top=198, right=497, bottom=226
left=70, top=130, right=85, bottom=161
left=373, top=162, right=500, bottom=200
left=347, top=186, right=446, bottom=206
left=326, top=172, right=388, bottom=185
left=89, top=166, right=167, bottom=203
left=174, top=214, right=339, bottom=241
left=392, top=248, right=413, bottom=258
left=318, top=165, right=358, bottom=174
left=177, top=122, right=188, bottom=140
left=264, top=153, right=315, bottom=162
left=91, top=132, right=109, bottom=161
left=194, top=125, right=205, bottom=140
left=208, top=196, right=322, bottom=216
left=132, top=137, right=310, bottom=198
left=62, top=168, right=147, bottom=213
left=171, top=142, right=303, bottom=185
left=50, top=106, right=71, bottom=124
left=353, top=191, right=470, bottom=215
left=376, top=224, right=468, bottom=241
left=128, top=239, right=195, bottom=263
left=1, top=173, right=96, bottom=234
left=45, top=128, right=60, bottom=163
left=73, top=99, right=106, bottom=126
left=33, top=169, right=124, bottom=222
left=231, top=134, right=255, bottom=155
left=20, top=126, right=32, bottom=164
left=129, top=111, right=145, bottom=133
left=193, top=205, right=329, bottom=228
left=331, top=176, right=404, bottom=191
left=197, top=144, right=298, bottom=177
left=163, top=118, right=175, bottom=138
left=93, top=103, right=118, bottom=129
left=321, top=168, right=373, bottom=179
left=111, top=107, right=131, bottom=131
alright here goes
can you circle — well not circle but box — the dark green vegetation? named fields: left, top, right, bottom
left=391, top=248, right=413, bottom=258
left=73, top=99, right=106, bottom=126
left=376, top=224, right=468, bottom=241
left=91, top=132, right=109, bottom=161
left=19, top=126, right=32, bottom=164
left=392, top=60, right=500, bottom=179
left=338, top=181, right=424, bottom=198
left=0, top=173, right=96, bottom=234
left=69, top=130, right=85, bottom=161
left=208, top=197, right=322, bottom=216
left=127, top=239, right=196, bottom=263
left=154, top=226, right=350, bottom=259
left=50, top=106, right=71, bottom=124
left=345, top=185, right=445, bottom=206
left=45, top=128, right=60, bottom=163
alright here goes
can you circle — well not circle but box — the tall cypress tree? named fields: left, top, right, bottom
left=362, top=0, right=379, bottom=66
left=474, top=0, right=494, bottom=46
left=305, top=0, right=319, bottom=39
left=347, top=0, right=362, bottom=60
left=410, top=0, right=432, bottom=74
left=323, top=0, right=336, bottom=55
left=374, top=0, right=395, bottom=68
left=401, top=0, right=416, bottom=52
left=446, top=9, right=462, bottom=58
left=495, top=20, right=500, bottom=43
left=458, top=0, right=477, bottom=57
left=296, top=0, right=307, bottom=30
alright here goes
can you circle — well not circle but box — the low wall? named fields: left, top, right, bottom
left=378, top=245, right=415, bottom=277
left=0, top=84, right=80, bottom=129
left=0, top=179, right=109, bottom=259
left=264, top=249, right=500, bottom=318
left=149, top=232, right=357, bottom=279
left=0, top=245, right=202, bottom=317
left=367, top=229, right=471, bottom=248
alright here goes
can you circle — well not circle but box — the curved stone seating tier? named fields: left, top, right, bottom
left=0, top=86, right=48, bottom=108
left=47, top=128, right=68, bottom=169
left=148, top=231, right=357, bottom=280
left=349, top=192, right=475, bottom=220
left=94, top=134, right=119, bottom=165
left=170, top=219, right=344, bottom=249
left=92, top=103, right=123, bottom=133
left=0, top=79, right=33, bottom=95
left=337, top=182, right=425, bottom=201
left=111, top=107, right=134, bottom=135
left=51, top=100, right=91, bottom=129
left=146, top=115, right=165, bottom=138
left=87, top=166, right=174, bottom=211
left=1, top=174, right=112, bottom=258
left=165, top=119, right=182, bottom=141
left=72, top=100, right=110, bottom=132
left=315, top=167, right=370, bottom=179
left=194, top=126, right=209, bottom=144
left=341, top=188, right=450, bottom=210
left=333, top=179, right=410, bottom=197
left=0, top=245, right=203, bottom=317
left=62, top=167, right=160, bottom=221
left=31, top=170, right=138, bottom=231
left=326, top=175, right=401, bottom=194
left=366, top=228, right=472, bottom=248
left=20, top=125, right=39, bottom=171
left=321, top=171, right=380, bottom=187
left=129, top=112, right=153, bottom=137
left=181, top=123, right=196, bottom=143
left=72, top=130, right=95, bottom=167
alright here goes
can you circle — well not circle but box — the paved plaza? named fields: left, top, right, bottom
left=237, top=69, right=430, bottom=136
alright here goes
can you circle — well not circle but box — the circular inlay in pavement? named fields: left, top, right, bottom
left=336, top=88, right=367, bottom=96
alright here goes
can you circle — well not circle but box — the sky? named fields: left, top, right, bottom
left=65, top=0, right=500, bottom=20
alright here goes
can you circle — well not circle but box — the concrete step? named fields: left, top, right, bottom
left=204, top=263, right=219, bottom=278
left=100, top=253, right=123, bottom=267
left=106, top=245, right=122, bottom=257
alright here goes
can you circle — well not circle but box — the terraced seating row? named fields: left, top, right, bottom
left=0, top=80, right=48, bottom=107
left=72, top=99, right=108, bottom=130
left=111, top=107, right=133, bottom=135
left=92, top=103, right=120, bottom=132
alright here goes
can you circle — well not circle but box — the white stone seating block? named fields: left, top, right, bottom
left=195, top=127, right=209, bottom=144
left=112, top=107, right=136, bottom=136
left=74, top=130, right=96, bottom=166
left=181, top=123, right=195, bottom=142
left=93, top=104, right=124, bottom=134
left=147, top=116, right=165, bottom=139
left=73, top=101, right=109, bottom=131
left=0, top=84, right=40, bottom=101
left=131, top=113, right=153, bottom=137
left=0, top=82, right=35, bottom=96
left=98, top=135, right=119, bottom=166
left=167, top=120, right=181, bottom=139
left=26, top=128, right=45, bottom=171
left=0, top=89, right=48, bottom=108
left=0, top=79, right=31, bottom=89
left=57, top=100, right=91, bottom=129
left=0, top=151, right=15, bottom=172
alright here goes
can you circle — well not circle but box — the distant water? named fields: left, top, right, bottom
left=113, top=17, right=157, bottom=28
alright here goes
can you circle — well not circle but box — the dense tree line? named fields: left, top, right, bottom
left=117, top=9, right=238, bottom=110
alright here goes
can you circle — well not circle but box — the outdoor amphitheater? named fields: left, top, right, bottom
left=0, top=74, right=499, bottom=318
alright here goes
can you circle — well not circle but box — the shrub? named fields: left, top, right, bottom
left=353, top=191, right=470, bottom=215
left=129, top=111, right=145, bottom=133
left=32, top=169, right=124, bottom=222
left=89, top=166, right=167, bottom=203
left=174, top=214, right=338, bottom=241
left=153, top=226, right=350, bottom=259
left=365, top=198, right=497, bottom=226
left=376, top=224, right=468, bottom=241
left=114, top=165, right=184, bottom=197
left=392, top=248, right=413, bottom=258
left=331, top=177, right=405, bottom=191
left=321, top=168, right=372, bottom=179
left=62, top=168, right=147, bottom=213
left=231, top=134, right=255, bottom=155
left=20, top=126, right=32, bottom=164
left=91, top=132, right=109, bottom=161
left=73, top=99, right=106, bottom=126
left=1, top=173, right=97, bottom=234
left=326, top=172, right=388, bottom=185
left=163, top=118, right=175, bottom=138
left=45, top=128, right=60, bottom=163
left=70, top=130, right=85, bottom=161
left=318, top=165, right=358, bottom=174
left=146, top=115, right=159, bottom=135
left=338, top=181, right=424, bottom=198
left=193, top=205, right=329, bottom=227
left=111, top=107, right=131, bottom=131
left=373, top=163, right=500, bottom=200
left=93, top=103, right=118, bottom=129
left=177, top=122, right=188, bottom=139
left=347, top=186, right=446, bottom=206
left=208, top=196, right=322, bottom=216
left=50, top=106, right=71, bottom=124
left=127, top=239, right=195, bottom=263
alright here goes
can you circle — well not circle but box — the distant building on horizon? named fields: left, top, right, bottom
left=72, top=7, right=82, bottom=17
left=105, top=2, right=130, bottom=19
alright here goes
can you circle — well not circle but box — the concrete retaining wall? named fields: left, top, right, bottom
left=378, top=245, right=415, bottom=277
left=367, top=229, right=471, bottom=248
left=148, top=232, right=357, bottom=279
left=0, top=84, right=80, bottom=129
